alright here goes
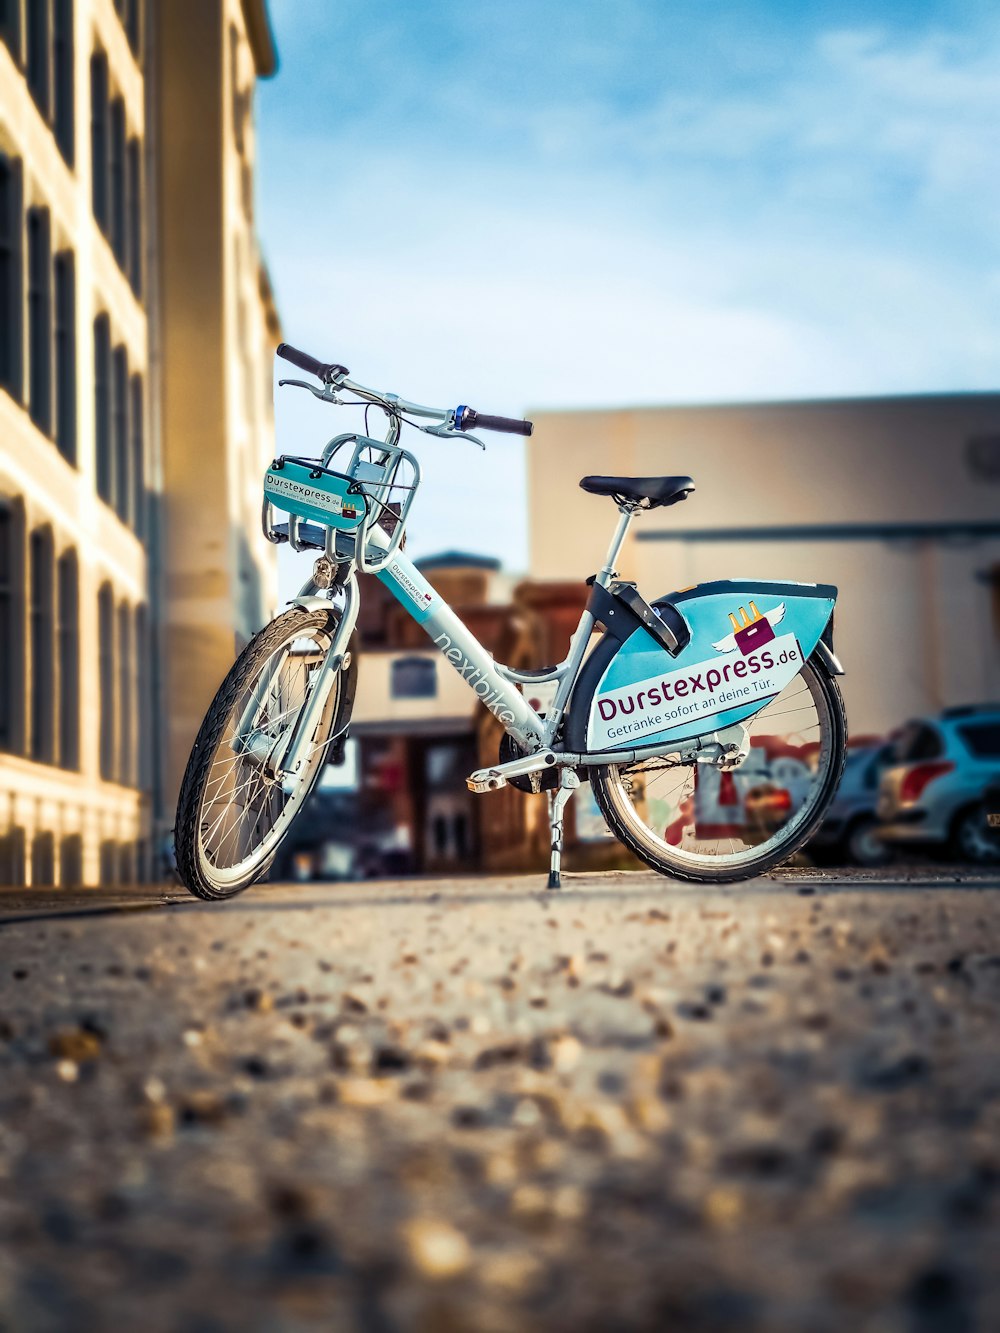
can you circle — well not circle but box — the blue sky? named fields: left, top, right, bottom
left=257, top=0, right=999, bottom=571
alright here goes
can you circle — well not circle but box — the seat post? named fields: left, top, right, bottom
left=595, top=504, right=638, bottom=588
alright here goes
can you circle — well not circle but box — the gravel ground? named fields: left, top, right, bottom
left=0, top=868, right=998, bottom=1332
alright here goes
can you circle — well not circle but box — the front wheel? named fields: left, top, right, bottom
left=592, top=656, right=847, bottom=883
left=175, top=606, right=351, bottom=901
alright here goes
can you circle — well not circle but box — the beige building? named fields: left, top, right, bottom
left=528, top=395, right=1000, bottom=739
left=0, top=0, right=279, bottom=886
left=153, top=0, right=280, bottom=814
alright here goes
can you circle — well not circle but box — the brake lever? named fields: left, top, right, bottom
left=277, top=377, right=341, bottom=403
left=420, top=421, right=486, bottom=450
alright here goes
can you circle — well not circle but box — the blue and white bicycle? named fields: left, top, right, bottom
left=175, top=345, right=847, bottom=899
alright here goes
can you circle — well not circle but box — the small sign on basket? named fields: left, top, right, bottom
left=262, top=457, right=367, bottom=531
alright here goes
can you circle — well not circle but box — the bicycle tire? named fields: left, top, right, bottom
left=175, top=606, right=348, bottom=901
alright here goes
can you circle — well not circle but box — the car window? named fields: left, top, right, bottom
left=892, top=723, right=943, bottom=763
left=957, top=722, right=1000, bottom=759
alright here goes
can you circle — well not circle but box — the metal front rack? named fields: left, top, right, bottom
left=262, top=433, right=421, bottom=573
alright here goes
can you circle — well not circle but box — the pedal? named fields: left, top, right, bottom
left=466, top=768, right=508, bottom=794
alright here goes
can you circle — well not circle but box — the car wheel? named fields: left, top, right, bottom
left=846, top=816, right=892, bottom=867
left=953, top=805, right=1000, bottom=865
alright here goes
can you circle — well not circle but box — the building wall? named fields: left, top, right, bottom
left=0, top=0, right=150, bottom=885
left=154, top=0, right=279, bottom=821
left=528, top=395, right=1000, bottom=737
left=0, top=0, right=278, bottom=885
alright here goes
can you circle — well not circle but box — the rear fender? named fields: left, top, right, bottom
left=566, top=579, right=837, bottom=756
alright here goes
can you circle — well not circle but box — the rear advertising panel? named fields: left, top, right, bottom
left=587, top=581, right=836, bottom=753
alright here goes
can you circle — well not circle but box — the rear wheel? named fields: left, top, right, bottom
left=592, top=657, right=847, bottom=883
left=175, top=606, right=348, bottom=900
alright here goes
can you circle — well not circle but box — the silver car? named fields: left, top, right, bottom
left=877, top=706, right=1000, bottom=864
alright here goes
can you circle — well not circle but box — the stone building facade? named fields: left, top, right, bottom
left=0, top=0, right=279, bottom=885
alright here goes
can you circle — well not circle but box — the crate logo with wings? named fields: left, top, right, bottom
left=712, top=601, right=785, bottom=656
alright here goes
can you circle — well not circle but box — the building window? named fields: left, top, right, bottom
left=130, top=373, right=143, bottom=534
left=0, top=828, right=25, bottom=886
left=0, top=154, right=22, bottom=400
left=123, top=0, right=139, bottom=59
left=112, top=343, right=129, bottom=522
left=0, top=502, right=24, bottom=753
left=0, top=0, right=22, bottom=62
left=94, top=313, right=111, bottom=502
left=117, top=600, right=132, bottom=784
left=53, top=0, right=73, bottom=164
left=126, top=137, right=141, bottom=295
left=98, top=582, right=114, bottom=779
left=90, top=51, right=108, bottom=232
left=99, top=838, right=116, bottom=884
left=60, top=832, right=82, bottom=887
left=26, top=0, right=50, bottom=118
left=57, top=547, right=78, bottom=769
left=27, top=206, right=52, bottom=436
left=135, top=602, right=150, bottom=787
left=29, top=526, right=54, bottom=764
left=391, top=656, right=437, bottom=699
left=54, top=250, right=75, bottom=463
left=109, top=96, right=125, bottom=264
left=31, top=830, right=55, bottom=885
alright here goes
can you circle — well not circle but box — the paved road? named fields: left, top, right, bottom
left=0, top=869, right=998, bottom=1332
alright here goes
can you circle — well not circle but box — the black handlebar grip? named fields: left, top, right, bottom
left=276, top=342, right=349, bottom=382
left=459, top=407, right=534, bottom=437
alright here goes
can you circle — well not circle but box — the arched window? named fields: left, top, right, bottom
left=31, top=831, right=55, bottom=886
left=0, top=153, right=23, bottom=400
left=0, top=828, right=26, bottom=886
left=130, top=373, right=144, bottom=533
left=59, top=833, right=82, bottom=888
left=53, top=0, right=74, bottom=165
left=94, top=314, right=111, bottom=502
left=135, top=603, right=150, bottom=787
left=98, top=582, right=114, bottom=779
left=90, top=51, right=109, bottom=231
left=54, top=250, right=75, bottom=463
left=0, top=500, right=25, bottom=753
left=112, top=343, right=129, bottom=521
left=26, top=0, right=50, bottom=117
left=126, top=139, right=141, bottom=294
left=29, top=526, right=54, bottom=763
left=57, top=548, right=78, bottom=769
left=117, top=600, right=132, bottom=783
left=109, top=96, right=126, bottom=264
left=27, top=206, right=52, bottom=436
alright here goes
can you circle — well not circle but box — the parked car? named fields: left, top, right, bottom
left=877, top=706, right=1000, bottom=864
left=810, top=741, right=895, bottom=866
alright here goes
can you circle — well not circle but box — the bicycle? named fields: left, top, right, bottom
left=175, top=343, right=847, bottom=900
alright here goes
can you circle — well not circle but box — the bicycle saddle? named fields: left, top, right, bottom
left=579, top=475, right=695, bottom=508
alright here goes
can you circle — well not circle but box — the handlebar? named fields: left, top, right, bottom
left=275, top=342, right=534, bottom=438
left=276, top=342, right=349, bottom=384
left=455, top=406, right=533, bottom=437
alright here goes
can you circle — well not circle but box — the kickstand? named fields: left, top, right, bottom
left=546, top=769, right=580, bottom=890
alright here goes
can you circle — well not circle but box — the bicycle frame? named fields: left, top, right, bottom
left=275, top=504, right=646, bottom=779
